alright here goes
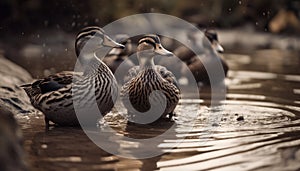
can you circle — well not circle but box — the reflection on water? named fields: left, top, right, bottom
left=20, top=49, right=300, bottom=170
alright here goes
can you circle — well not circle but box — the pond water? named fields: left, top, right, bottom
left=18, top=49, right=300, bottom=171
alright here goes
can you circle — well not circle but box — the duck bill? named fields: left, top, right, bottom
left=155, top=44, right=173, bottom=57
left=108, top=48, right=123, bottom=56
left=212, top=41, right=224, bottom=53
left=103, top=35, right=125, bottom=49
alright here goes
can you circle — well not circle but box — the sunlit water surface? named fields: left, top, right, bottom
left=19, top=49, right=300, bottom=171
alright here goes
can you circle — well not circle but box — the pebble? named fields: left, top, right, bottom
left=237, top=116, right=245, bottom=121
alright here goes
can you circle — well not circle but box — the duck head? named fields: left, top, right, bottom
left=187, top=29, right=224, bottom=54
left=137, top=34, right=173, bottom=68
left=204, top=29, right=224, bottom=53
left=108, top=34, right=132, bottom=57
left=75, top=26, right=124, bottom=65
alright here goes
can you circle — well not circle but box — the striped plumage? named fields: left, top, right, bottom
left=121, top=35, right=180, bottom=123
left=21, top=26, right=124, bottom=127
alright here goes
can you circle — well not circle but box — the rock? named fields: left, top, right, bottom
left=212, top=123, right=219, bottom=127
left=0, top=54, right=36, bottom=115
left=0, top=53, right=37, bottom=171
left=0, top=106, right=28, bottom=171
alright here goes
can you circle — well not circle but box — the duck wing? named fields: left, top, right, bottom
left=123, top=66, right=140, bottom=83
left=21, top=71, right=82, bottom=95
left=45, top=71, right=78, bottom=85
left=40, top=71, right=84, bottom=94
left=155, top=65, right=179, bottom=89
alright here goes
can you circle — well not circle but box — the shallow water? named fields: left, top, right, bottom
left=19, top=49, right=300, bottom=170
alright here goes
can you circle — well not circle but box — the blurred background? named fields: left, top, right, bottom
left=1, top=0, right=300, bottom=34
left=0, top=0, right=299, bottom=78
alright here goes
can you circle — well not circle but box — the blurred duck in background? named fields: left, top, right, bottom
left=103, top=34, right=135, bottom=84
left=181, top=29, right=228, bottom=85
left=103, top=34, right=135, bottom=73
left=158, top=29, right=228, bottom=86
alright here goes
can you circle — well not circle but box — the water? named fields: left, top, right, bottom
left=19, top=49, right=300, bottom=170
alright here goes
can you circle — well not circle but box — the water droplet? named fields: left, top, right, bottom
left=47, top=48, right=51, bottom=53
left=37, top=34, right=40, bottom=38
left=238, top=0, right=242, bottom=5
left=255, top=22, right=259, bottom=26
left=65, top=48, right=68, bottom=52
left=228, top=8, right=232, bottom=12
left=95, top=18, right=99, bottom=23
left=71, top=22, right=76, bottom=27
left=21, top=32, right=24, bottom=35
left=41, top=144, right=48, bottom=149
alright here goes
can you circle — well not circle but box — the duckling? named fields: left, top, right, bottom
left=121, top=35, right=180, bottom=123
left=21, top=26, right=124, bottom=127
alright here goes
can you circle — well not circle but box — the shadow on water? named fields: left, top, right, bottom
left=19, top=49, right=300, bottom=170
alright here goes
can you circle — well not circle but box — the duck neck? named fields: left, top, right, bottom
left=78, top=51, right=106, bottom=75
left=77, top=46, right=112, bottom=74
left=138, top=55, right=155, bottom=69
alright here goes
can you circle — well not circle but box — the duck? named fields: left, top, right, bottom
left=183, top=29, right=228, bottom=85
left=121, top=35, right=180, bottom=124
left=179, top=29, right=228, bottom=85
left=21, top=26, right=124, bottom=127
left=159, top=29, right=228, bottom=85
left=102, top=34, right=135, bottom=84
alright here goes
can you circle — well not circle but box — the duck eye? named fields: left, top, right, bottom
left=140, top=39, right=156, bottom=47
